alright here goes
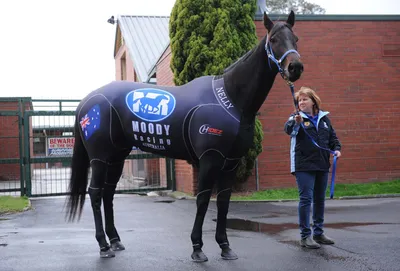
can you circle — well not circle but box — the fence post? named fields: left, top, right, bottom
left=23, top=111, right=32, bottom=197
left=18, top=99, right=25, bottom=196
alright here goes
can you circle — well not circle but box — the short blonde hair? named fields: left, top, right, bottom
left=295, top=86, right=321, bottom=114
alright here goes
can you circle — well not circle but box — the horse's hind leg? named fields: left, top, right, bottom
left=89, top=159, right=115, bottom=258
left=216, top=169, right=238, bottom=260
left=103, top=161, right=125, bottom=251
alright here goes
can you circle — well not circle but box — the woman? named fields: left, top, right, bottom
left=284, top=86, right=342, bottom=249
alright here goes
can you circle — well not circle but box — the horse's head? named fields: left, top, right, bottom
left=264, top=11, right=303, bottom=82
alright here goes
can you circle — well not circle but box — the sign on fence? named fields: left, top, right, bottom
left=47, top=137, right=75, bottom=156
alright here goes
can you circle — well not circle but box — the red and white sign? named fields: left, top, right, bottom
left=47, top=137, right=75, bottom=156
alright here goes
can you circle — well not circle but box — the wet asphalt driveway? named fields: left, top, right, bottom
left=1, top=195, right=399, bottom=271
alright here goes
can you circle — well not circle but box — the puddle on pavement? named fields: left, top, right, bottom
left=251, top=214, right=281, bottom=219
left=153, top=200, right=175, bottom=203
left=214, top=218, right=298, bottom=235
left=136, top=193, right=148, bottom=196
left=215, top=218, right=395, bottom=235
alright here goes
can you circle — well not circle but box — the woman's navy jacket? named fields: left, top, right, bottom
left=284, top=110, right=341, bottom=173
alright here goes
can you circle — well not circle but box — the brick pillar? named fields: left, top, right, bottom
left=174, top=160, right=198, bottom=195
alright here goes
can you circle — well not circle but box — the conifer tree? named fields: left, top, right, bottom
left=169, top=0, right=263, bottom=187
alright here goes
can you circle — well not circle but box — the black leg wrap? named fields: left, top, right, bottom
left=190, top=189, right=212, bottom=250
left=215, top=188, right=231, bottom=246
left=88, top=187, right=109, bottom=250
left=104, top=183, right=125, bottom=251
left=103, top=183, right=120, bottom=242
left=215, top=188, right=238, bottom=260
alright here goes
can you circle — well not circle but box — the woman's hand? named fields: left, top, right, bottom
left=334, top=150, right=341, bottom=158
left=294, top=114, right=303, bottom=124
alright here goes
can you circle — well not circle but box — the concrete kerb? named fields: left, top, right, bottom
left=23, top=198, right=32, bottom=211
left=156, top=190, right=400, bottom=202
left=15, top=192, right=400, bottom=211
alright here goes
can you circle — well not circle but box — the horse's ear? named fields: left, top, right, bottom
left=287, top=10, right=295, bottom=27
left=263, top=12, right=274, bottom=31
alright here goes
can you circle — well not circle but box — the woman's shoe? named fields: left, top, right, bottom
left=313, top=234, right=335, bottom=245
left=300, top=236, right=321, bottom=249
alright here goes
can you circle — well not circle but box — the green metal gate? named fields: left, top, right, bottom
left=0, top=99, right=175, bottom=197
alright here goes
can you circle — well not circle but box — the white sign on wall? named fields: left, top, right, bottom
left=47, top=137, right=75, bottom=156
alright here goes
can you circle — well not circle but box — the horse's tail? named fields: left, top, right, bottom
left=65, top=120, right=90, bottom=222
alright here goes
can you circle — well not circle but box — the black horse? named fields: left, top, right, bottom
left=66, top=11, right=303, bottom=261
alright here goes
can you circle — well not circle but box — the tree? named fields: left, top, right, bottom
left=169, top=0, right=263, bottom=188
left=264, top=0, right=325, bottom=14
left=169, top=0, right=259, bottom=86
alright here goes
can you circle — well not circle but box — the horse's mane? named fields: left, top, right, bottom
left=223, top=23, right=293, bottom=75
left=223, top=47, right=257, bottom=74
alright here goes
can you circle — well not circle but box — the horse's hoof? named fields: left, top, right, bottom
left=221, top=247, right=238, bottom=260
left=111, top=241, right=125, bottom=251
left=100, top=248, right=115, bottom=258
left=191, top=249, right=208, bottom=262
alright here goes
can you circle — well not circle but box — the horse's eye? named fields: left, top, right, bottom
left=270, top=37, right=276, bottom=43
left=295, top=35, right=299, bottom=42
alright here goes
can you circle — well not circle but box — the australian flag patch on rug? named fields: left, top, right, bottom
left=80, top=104, right=100, bottom=140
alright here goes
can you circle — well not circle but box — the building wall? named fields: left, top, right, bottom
left=0, top=113, right=20, bottom=181
left=0, top=100, right=32, bottom=181
left=254, top=19, right=400, bottom=189
left=115, top=44, right=135, bottom=81
left=155, top=19, right=400, bottom=194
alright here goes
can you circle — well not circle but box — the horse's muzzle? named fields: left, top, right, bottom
left=288, top=60, right=304, bottom=82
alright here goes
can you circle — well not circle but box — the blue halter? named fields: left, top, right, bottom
left=264, top=34, right=301, bottom=79
left=265, top=35, right=339, bottom=199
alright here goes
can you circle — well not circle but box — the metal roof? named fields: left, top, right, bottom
left=117, top=15, right=170, bottom=83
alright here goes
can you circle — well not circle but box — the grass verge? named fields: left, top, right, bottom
left=231, top=179, right=400, bottom=201
left=0, top=196, right=30, bottom=214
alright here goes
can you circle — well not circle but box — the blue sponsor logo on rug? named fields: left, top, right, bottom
left=126, top=88, right=176, bottom=122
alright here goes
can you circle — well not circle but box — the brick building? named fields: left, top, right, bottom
left=112, top=12, right=400, bottom=195
left=0, top=98, right=32, bottom=181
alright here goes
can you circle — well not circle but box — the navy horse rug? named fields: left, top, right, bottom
left=77, top=75, right=241, bottom=166
left=67, top=11, right=304, bottom=261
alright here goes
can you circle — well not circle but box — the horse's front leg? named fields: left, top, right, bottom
left=89, top=160, right=115, bottom=258
left=103, top=161, right=125, bottom=252
left=191, top=188, right=212, bottom=262
left=190, top=154, right=219, bottom=262
left=216, top=170, right=238, bottom=260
